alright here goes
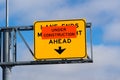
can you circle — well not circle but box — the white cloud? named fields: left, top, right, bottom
left=10, top=45, right=120, bottom=80
left=103, top=20, right=120, bottom=42
left=7, top=0, right=120, bottom=29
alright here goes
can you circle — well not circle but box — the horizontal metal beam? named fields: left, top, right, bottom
left=86, top=23, right=92, bottom=28
left=0, top=22, right=91, bottom=32
left=0, top=59, right=93, bottom=66
left=0, top=25, right=33, bottom=31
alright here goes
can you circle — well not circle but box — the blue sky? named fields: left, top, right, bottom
left=0, top=0, right=120, bottom=80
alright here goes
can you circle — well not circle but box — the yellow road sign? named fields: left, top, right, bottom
left=34, top=19, right=87, bottom=60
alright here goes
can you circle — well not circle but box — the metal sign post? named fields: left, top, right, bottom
left=2, top=0, right=12, bottom=80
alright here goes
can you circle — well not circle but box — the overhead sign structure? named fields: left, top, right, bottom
left=34, top=19, right=87, bottom=60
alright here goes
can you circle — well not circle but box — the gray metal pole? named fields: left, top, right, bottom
left=3, top=32, right=11, bottom=80
left=2, top=0, right=12, bottom=80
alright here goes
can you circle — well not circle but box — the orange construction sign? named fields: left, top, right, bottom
left=42, top=26, right=77, bottom=39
